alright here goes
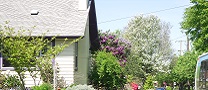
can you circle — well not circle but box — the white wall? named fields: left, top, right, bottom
left=79, top=0, right=88, bottom=10
left=55, top=39, right=75, bottom=85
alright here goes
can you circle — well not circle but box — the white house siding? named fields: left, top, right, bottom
left=23, top=72, right=42, bottom=87
left=55, top=39, right=75, bottom=85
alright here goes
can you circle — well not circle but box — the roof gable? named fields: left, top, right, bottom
left=0, top=0, right=89, bottom=36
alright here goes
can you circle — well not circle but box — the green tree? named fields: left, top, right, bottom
left=154, top=55, right=178, bottom=89
left=168, top=54, right=178, bottom=70
left=171, top=51, right=198, bottom=90
left=90, top=51, right=126, bottom=89
left=0, top=24, right=79, bottom=89
left=181, top=0, right=208, bottom=52
left=123, top=15, right=173, bottom=82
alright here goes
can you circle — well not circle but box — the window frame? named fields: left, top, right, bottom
left=0, top=53, right=14, bottom=70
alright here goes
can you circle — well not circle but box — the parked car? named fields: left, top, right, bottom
left=155, top=87, right=166, bottom=90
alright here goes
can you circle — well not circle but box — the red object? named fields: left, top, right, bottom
left=131, top=82, right=139, bottom=90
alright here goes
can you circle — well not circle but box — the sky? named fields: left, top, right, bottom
left=95, top=0, right=193, bottom=55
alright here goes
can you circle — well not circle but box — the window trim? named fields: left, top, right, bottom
left=0, top=53, right=14, bottom=70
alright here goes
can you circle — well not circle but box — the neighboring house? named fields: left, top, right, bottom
left=0, top=0, right=99, bottom=87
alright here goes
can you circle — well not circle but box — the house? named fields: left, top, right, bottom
left=0, top=0, right=99, bottom=87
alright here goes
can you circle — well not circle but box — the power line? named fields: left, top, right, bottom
left=98, top=4, right=193, bottom=24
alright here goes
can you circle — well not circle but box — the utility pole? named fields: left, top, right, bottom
left=176, top=40, right=186, bottom=55
left=187, top=36, right=190, bottom=51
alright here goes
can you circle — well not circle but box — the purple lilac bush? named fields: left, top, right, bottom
left=99, top=32, right=131, bottom=66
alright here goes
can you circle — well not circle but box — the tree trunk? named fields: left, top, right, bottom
left=17, top=72, right=26, bottom=90
left=188, top=85, right=190, bottom=90
left=187, top=80, right=190, bottom=90
left=179, top=83, right=184, bottom=90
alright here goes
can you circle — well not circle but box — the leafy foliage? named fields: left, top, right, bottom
left=66, top=84, right=95, bottom=90
left=166, top=86, right=172, bottom=90
left=123, top=15, right=173, bottom=82
left=155, top=72, right=172, bottom=87
left=89, top=30, right=129, bottom=89
left=143, top=75, right=154, bottom=90
left=181, top=0, right=208, bottom=52
left=0, top=71, right=5, bottom=89
left=3, top=74, right=21, bottom=89
left=171, top=51, right=198, bottom=89
left=89, top=51, right=126, bottom=89
left=31, top=83, right=53, bottom=90
left=99, top=30, right=131, bottom=66
left=155, top=54, right=178, bottom=88
left=0, top=23, right=80, bottom=89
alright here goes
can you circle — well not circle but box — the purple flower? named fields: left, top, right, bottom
left=116, top=46, right=124, bottom=52
left=110, top=47, right=115, bottom=51
left=108, top=35, right=115, bottom=39
left=101, top=39, right=106, bottom=43
left=113, top=39, right=119, bottom=44
left=119, top=51, right=124, bottom=55
left=113, top=51, right=119, bottom=55
left=118, top=59, right=127, bottom=66
left=119, top=60, right=125, bottom=67
left=104, top=36, right=108, bottom=40
left=123, top=59, right=127, bottom=63
left=105, top=46, right=110, bottom=50
left=99, top=32, right=131, bottom=67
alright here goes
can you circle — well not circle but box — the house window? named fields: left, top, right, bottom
left=0, top=38, right=55, bottom=70
left=2, top=57, right=12, bottom=67
left=0, top=53, right=14, bottom=70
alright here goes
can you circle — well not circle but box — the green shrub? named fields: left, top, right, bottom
left=31, top=83, right=53, bottom=90
left=66, top=84, right=95, bottom=90
left=166, top=86, right=172, bottom=90
left=0, top=72, right=6, bottom=89
left=143, top=75, right=154, bottom=90
left=3, top=74, right=21, bottom=89
left=89, top=51, right=126, bottom=89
